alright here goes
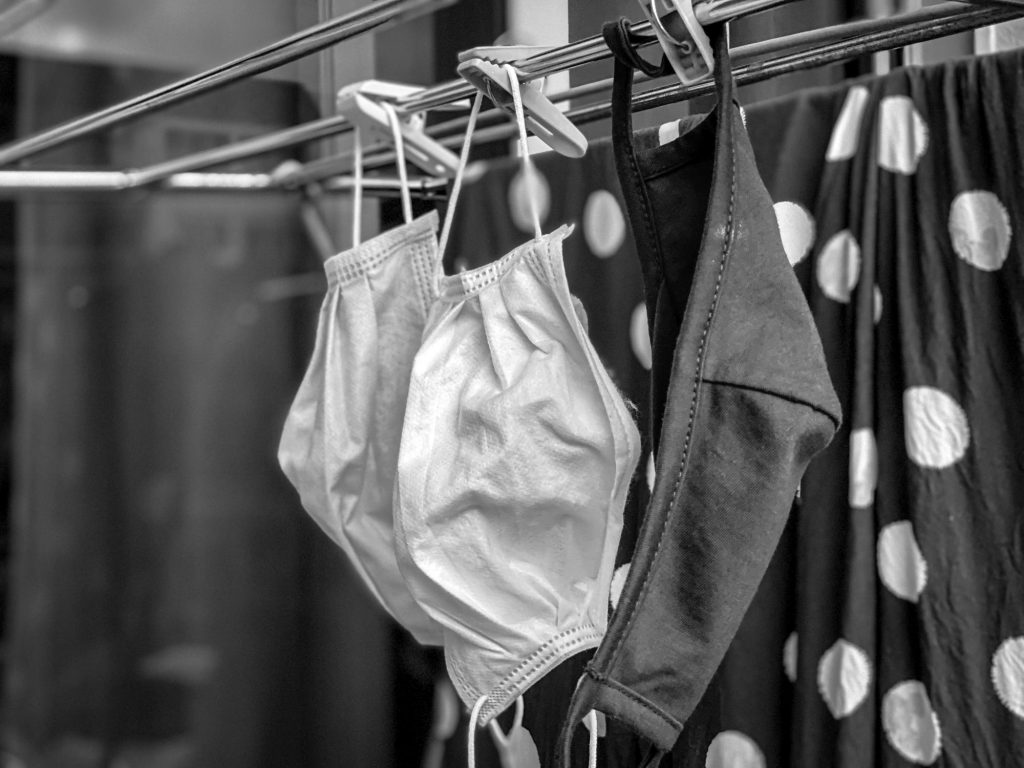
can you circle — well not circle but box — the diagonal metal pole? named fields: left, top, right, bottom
left=0, top=0, right=454, bottom=167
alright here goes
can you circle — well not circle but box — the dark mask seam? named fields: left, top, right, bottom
left=604, top=20, right=669, bottom=291
left=700, top=377, right=842, bottom=427
left=583, top=669, right=682, bottom=729
left=602, top=31, right=738, bottom=669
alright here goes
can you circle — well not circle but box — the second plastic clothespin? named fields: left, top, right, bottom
left=336, top=80, right=462, bottom=177
left=637, top=0, right=714, bottom=84
left=456, top=46, right=588, bottom=159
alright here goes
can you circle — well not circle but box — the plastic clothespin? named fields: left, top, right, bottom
left=456, top=46, right=588, bottom=159
left=637, top=0, right=714, bottom=85
left=336, top=80, right=462, bottom=178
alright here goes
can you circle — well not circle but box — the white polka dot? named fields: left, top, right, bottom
left=508, top=166, right=550, bottom=233
left=784, top=632, right=799, bottom=683
left=903, top=386, right=970, bottom=469
left=849, top=428, right=878, bottom=508
left=658, top=120, right=680, bottom=146
left=827, top=85, right=870, bottom=162
left=610, top=563, right=631, bottom=611
left=992, top=636, right=1024, bottom=719
left=706, top=731, right=765, bottom=768
left=817, top=639, right=872, bottom=718
left=630, top=304, right=652, bottom=370
left=949, top=190, right=1013, bottom=271
left=877, top=521, right=928, bottom=603
left=877, top=95, right=929, bottom=174
left=646, top=452, right=656, bottom=493
left=816, top=230, right=861, bottom=302
left=882, top=681, right=942, bottom=764
left=583, top=190, right=627, bottom=258
left=873, top=285, right=883, bottom=324
left=774, top=201, right=816, bottom=266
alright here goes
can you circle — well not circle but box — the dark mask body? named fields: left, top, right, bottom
left=558, top=21, right=842, bottom=767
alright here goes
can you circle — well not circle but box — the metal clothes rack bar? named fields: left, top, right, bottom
left=0, top=0, right=1019, bottom=194
left=0, top=169, right=448, bottom=196
left=284, top=0, right=1022, bottom=188
left=0, top=0, right=455, bottom=167
left=128, top=0, right=1023, bottom=188
left=0, top=0, right=792, bottom=184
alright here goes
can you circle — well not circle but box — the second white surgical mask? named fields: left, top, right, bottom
left=394, top=69, right=641, bottom=727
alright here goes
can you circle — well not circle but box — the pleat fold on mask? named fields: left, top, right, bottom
left=278, top=210, right=445, bottom=646
left=395, top=224, right=641, bottom=724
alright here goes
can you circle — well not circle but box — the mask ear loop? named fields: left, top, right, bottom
left=502, top=62, right=543, bottom=242
left=585, top=710, right=599, bottom=768
left=381, top=101, right=414, bottom=225
left=467, top=694, right=487, bottom=768
left=437, top=91, right=485, bottom=263
left=351, top=124, right=363, bottom=247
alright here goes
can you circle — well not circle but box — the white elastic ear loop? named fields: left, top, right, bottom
left=437, top=91, right=484, bottom=263
left=502, top=63, right=542, bottom=242
left=467, top=694, right=487, bottom=768
left=585, top=710, right=599, bottom=768
left=351, top=124, right=363, bottom=247
left=382, top=101, right=414, bottom=224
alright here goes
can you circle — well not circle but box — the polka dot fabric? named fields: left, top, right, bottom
left=441, top=46, right=1024, bottom=768
left=741, top=47, right=1024, bottom=768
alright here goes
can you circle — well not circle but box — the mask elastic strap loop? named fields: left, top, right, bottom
left=437, top=91, right=484, bottom=263
left=381, top=101, right=414, bottom=225
left=502, top=63, right=542, bottom=242
left=351, top=124, right=363, bottom=247
left=467, top=694, right=487, bottom=768
left=586, top=710, right=599, bottom=768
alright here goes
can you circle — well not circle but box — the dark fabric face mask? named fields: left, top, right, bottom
left=557, top=21, right=842, bottom=767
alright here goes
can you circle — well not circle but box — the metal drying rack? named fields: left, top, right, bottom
left=0, top=0, right=1019, bottom=195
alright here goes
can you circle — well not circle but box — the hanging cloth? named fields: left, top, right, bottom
left=557, top=20, right=841, bottom=767
left=728, top=44, right=1024, bottom=768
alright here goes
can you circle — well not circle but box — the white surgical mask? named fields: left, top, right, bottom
left=278, top=102, right=444, bottom=645
left=394, top=67, right=641, bottom=752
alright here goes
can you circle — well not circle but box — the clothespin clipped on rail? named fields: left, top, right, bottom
left=456, top=46, right=588, bottom=159
left=638, top=0, right=714, bottom=84
left=336, top=80, right=463, bottom=177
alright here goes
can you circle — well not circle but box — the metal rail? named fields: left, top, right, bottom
left=0, top=169, right=448, bottom=196
left=124, top=0, right=1022, bottom=186
left=10, top=0, right=772, bottom=185
left=0, top=0, right=1019, bottom=193
left=282, top=0, right=1022, bottom=187
left=0, top=0, right=455, bottom=166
